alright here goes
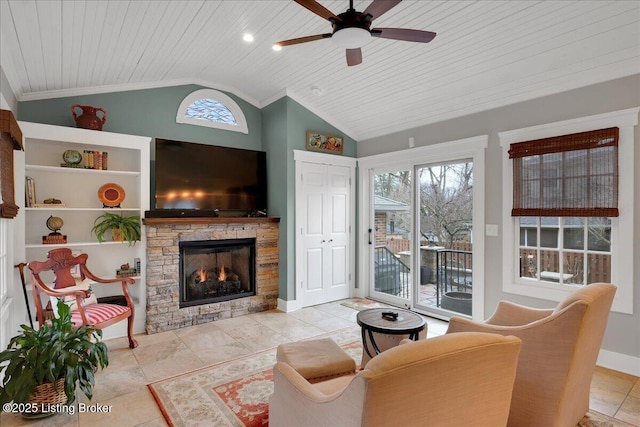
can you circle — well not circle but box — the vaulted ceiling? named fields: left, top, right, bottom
left=1, top=0, right=638, bottom=141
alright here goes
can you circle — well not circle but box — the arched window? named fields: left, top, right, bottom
left=176, top=89, right=248, bottom=134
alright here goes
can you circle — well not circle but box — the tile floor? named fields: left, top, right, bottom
left=1, top=300, right=638, bottom=426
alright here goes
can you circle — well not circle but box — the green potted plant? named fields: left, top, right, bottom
left=91, top=212, right=141, bottom=245
left=0, top=301, right=109, bottom=413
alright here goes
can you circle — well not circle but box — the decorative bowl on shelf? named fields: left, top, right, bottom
left=97, top=183, right=125, bottom=208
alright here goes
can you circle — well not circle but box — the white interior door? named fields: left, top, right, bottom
left=297, top=159, right=351, bottom=307
left=326, top=165, right=350, bottom=301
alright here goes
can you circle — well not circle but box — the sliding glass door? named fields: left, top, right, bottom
left=370, top=168, right=413, bottom=308
left=356, top=135, right=484, bottom=319
left=362, top=143, right=484, bottom=320
left=414, top=161, right=474, bottom=317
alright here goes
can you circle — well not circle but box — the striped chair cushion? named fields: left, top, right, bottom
left=71, top=303, right=130, bottom=327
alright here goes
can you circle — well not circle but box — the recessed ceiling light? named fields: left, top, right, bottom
left=243, top=33, right=254, bottom=43
left=311, top=86, right=324, bottom=96
left=272, top=44, right=282, bottom=51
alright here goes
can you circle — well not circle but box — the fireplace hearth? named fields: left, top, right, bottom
left=180, top=238, right=256, bottom=308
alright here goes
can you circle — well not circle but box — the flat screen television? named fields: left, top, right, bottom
left=151, top=138, right=267, bottom=217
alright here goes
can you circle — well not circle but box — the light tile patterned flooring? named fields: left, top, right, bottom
left=1, top=300, right=638, bottom=426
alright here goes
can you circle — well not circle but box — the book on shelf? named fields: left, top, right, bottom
left=42, top=234, right=67, bottom=245
left=116, top=268, right=137, bottom=278
left=25, top=176, right=36, bottom=207
left=32, top=203, right=66, bottom=208
left=83, top=150, right=109, bottom=170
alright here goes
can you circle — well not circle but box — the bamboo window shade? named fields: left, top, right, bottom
left=508, top=127, right=619, bottom=217
left=0, top=109, right=23, bottom=219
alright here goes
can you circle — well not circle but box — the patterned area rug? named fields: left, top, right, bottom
left=148, top=327, right=362, bottom=426
left=149, top=326, right=631, bottom=427
left=578, top=411, right=637, bottom=427
left=340, top=297, right=390, bottom=311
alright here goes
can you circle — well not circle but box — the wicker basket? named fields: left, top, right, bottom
left=27, top=377, right=67, bottom=406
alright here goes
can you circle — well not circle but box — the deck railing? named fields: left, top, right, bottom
left=374, top=246, right=410, bottom=298
left=436, top=249, right=473, bottom=306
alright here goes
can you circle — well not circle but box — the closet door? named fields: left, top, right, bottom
left=297, top=160, right=351, bottom=307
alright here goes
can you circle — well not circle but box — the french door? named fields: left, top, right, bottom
left=359, top=137, right=487, bottom=319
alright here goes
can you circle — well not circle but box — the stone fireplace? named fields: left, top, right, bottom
left=143, top=217, right=279, bottom=334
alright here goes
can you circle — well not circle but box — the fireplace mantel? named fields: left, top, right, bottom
left=143, top=216, right=280, bottom=226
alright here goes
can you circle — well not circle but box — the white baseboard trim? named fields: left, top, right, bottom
left=276, top=298, right=300, bottom=313
left=597, top=349, right=640, bottom=376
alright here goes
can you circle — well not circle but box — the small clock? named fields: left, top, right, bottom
left=62, top=149, right=82, bottom=165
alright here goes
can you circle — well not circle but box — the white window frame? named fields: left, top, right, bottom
left=499, top=108, right=638, bottom=314
left=0, top=218, right=13, bottom=352
left=176, top=89, right=248, bottom=134
left=0, top=219, right=7, bottom=305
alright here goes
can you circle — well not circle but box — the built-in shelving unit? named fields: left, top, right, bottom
left=16, top=121, right=150, bottom=340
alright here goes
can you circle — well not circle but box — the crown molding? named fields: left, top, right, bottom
left=260, top=89, right=289, bottom=109
left=14, top=78, right=360, bottom=141
left=283, top=88, right=359, bottom=141
left=16, top=78, right=262, bottom=109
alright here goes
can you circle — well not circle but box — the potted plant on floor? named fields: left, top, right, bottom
left=91, top=212, right=141, bottom=245
left=0, top=301, right=109, bottom=416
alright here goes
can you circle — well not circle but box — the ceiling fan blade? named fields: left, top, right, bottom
left=371, top=28, right=436, bottom=43
left=294, top=0, right=341, bottom=22
left=274, top=33, right=332, bottom=47
left=346, top=48, right=362, bottom=66
left=363, top=0, right=403, bottom=21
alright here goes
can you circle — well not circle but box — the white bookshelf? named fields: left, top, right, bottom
left=16, top=121, right=150, bottom=339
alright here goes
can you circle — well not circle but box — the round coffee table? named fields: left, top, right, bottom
left=356, top=308, right=427, bottom=360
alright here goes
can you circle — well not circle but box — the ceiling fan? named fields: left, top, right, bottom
left=274, top=0, right=436, bottom=66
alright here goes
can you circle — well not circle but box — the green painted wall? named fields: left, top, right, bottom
left=262, top=97, right=356, bottom=302
left=261, top=97, right=289, bottom=299
left=18, top=84, right=262, bottom=150
left=18, top=84, right=357, bottom=303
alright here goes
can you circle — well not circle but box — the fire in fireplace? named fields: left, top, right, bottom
left=179, top=238, right=256, bottom=308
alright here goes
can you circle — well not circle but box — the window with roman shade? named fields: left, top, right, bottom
left=0, top=109, right=23, bottom=219
left=508, top=127, right=618, bottom=217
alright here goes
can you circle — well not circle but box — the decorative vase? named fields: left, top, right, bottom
left=71, top=104, right=107, bottom=131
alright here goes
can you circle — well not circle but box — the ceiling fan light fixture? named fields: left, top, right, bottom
left=332, top=27, right=371, bottom=49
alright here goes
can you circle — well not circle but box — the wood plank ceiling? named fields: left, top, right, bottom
left=1, top=0, right=638, bottom=141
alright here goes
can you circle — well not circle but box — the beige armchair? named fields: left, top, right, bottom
left=447, top=283, right=616, bottom=427
left=270, top=332, right=522, bottom=427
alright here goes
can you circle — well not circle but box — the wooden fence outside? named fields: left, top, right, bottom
left=385, top=238, right=610, bottom=284
left=519, top=248, right=611, bottom=284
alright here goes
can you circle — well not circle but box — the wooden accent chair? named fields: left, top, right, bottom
left=447, top=283, right=616, bottom=427
left=270, top=332, right=522, bottom=427
left=29, top=247, right=138, bottom=348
